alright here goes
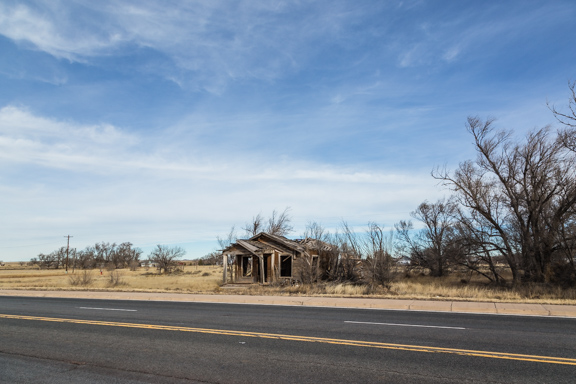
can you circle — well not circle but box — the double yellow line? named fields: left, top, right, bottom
left=2, top=313, right=575, bottom=366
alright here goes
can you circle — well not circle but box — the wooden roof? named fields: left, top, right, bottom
left=222, top=232, right=307, bottom=256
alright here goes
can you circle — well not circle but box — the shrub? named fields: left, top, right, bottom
left=108, top=270, right=126, bottom=287
left=68, top=270, right=93, bottom=286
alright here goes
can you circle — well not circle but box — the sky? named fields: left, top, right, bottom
left=1, top=0, right=576, bottom=261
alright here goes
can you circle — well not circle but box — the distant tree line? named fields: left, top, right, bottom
left=31, top=242, right=187, bottom=274
left=31, top=242, right=143, bottom=270
left=198, top=251, right=221, bottom=266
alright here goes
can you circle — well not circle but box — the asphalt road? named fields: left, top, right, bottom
left=1, top=296, right=575, bottom=383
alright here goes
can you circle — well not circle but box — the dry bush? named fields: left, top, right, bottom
left=234, top=273, right=576, bottom=304
left=129, top=260, right=140, bottom=271
left=389, top=275, right=576, bottom=302
left=68, top=270, right=93, bottom=286
left=108, top=270, right=126, bottom=287
left=241, top=282, right=390, bottom=297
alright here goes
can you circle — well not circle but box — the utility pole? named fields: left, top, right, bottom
left=64, top=235, right=73, bottom=272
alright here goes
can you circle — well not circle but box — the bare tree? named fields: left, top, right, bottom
left=434, top=117, right=576, bottom=284
left=550, top=81, right=576, bottom=154
left=298, top=221, right=331, bottom=284
left=299, top=223, right=356, bottom=283
left=303, top=221, right=328, bottom=241
left=222, top=208, right=293, bottom=245
left=200, top=251, right=221, bottom=266
left=338, top=222, right=396, bottom=286
left=217, top=225, right=238, bottom=278
left=396, top=198, right=459, bottom=277
left=148, top=245, right=186, bottom=274
left=243, top=213, right=264, bottom=237
left=449, top=207, right=506, bottom=284
left=35, top=247, right=67, bottom=269
left=242, top=208, right=294, bottom=237
left=32, top=240, right=142, bottom=271
left=363, top=222, right=395, bottom=287
left=217, top=225, right=237, bottom=250
left=303, top=221, right=348, bottom=283
left=76, top=246, right=96, bottom=269
left=266, top=208, right=294, bottom=236
left=340, top=221, right=362, bottom=260
left=112, top=242, right=142, bottom=268
left=549, top=81, right=576, bottom=128
left=94, top=242, right=117, bottom=266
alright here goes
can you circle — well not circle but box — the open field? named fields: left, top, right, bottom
left=1, top=263, right=576, bottom=304
left=0, top=264, right=222, bottom=293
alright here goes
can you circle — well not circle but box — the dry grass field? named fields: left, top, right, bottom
left=1, top=262, right=575, bottom=304
left=0, top=263, right=222, bottom=293
left=247, top=277, right=576, bottom=305
left=233, top=267, right=576, bottom=304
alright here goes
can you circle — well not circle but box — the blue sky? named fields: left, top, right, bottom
left=1, top=0, right=575, bottom=261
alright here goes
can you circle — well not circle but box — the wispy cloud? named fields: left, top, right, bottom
left=0, top=105, right=441, bottom=257
left=0, top=105, right=140, bottom=170
left=0, top=105, right=436, bottom=184
left=0, top=2, right=120, bottom=61
left=392, top=2, right=575, bottom=69
left=0, top=1, right=377, bottom=92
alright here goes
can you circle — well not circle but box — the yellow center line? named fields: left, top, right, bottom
left=2, top=313, right=575, bottom=366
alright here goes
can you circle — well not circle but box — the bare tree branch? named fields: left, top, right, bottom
left=266, top=207, right=293, bottom=236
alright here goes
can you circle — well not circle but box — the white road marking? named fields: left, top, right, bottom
left=78, top=307, right=137, bottom=312
left=345, top=320, right=466, bottom=330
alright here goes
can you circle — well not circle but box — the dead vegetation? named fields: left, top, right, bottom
left=107, top=270, right=126, bottom=287
left=1, top=263, right=575, bottom=304
left=0, top=264, right=221, bottom=292
left=236, top=272, right=576, bottom=304
left=68, top=270, right=94, bottom=286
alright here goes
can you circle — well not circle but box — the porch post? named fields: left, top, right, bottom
left=271, top=251, right=275, bottom=283
left=260, top=256, right=265, bottom=284
left=223, top=253, right=228, bottom=283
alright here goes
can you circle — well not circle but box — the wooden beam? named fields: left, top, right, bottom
left=271, top=251, right=276, bottom=282
left=260, top=256, right=265, bottom=284
left=222, top=254, right=227, bottom=283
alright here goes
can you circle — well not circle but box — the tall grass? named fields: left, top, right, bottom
left=1, top=264, right=575, bottom=304
left=236, top=275, right=576, bottom=304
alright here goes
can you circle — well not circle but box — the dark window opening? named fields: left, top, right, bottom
left=241, top=256, right=252, bottom=277
left=280, top=255, right=292, bottom=277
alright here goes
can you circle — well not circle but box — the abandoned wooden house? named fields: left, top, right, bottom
left=221, top=232, right=333, bottom=284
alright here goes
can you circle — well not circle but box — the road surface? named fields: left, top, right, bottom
left=1, top=296, right=575, bottom=383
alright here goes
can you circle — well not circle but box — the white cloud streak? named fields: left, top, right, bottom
left=0, top=0, right=373, bottom=92
left=0, top=106, right=441, bottom=259
left=393, top=3, right=573, bottom=68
